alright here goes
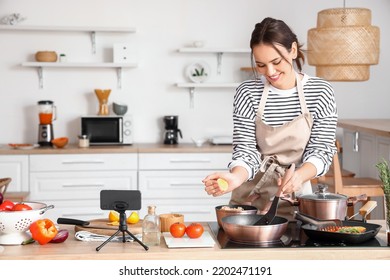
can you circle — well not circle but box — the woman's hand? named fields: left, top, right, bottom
left=202, top=167, right=248, bottom=197
left=279, top=162, right=317, bottom=194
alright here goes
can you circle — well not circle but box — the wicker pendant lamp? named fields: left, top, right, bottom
left=307, top=7, right=380, bottom=81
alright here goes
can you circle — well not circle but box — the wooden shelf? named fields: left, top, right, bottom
left=22, top=62, right=138, bottom=89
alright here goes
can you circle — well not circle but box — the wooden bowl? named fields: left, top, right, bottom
left=159, top=213, right=184, bottom=232
left=51, top=137, right=68, bottom=148
left=35, top=51, right=58, bottom=62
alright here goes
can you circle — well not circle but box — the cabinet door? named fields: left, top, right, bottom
left=0, top=155, right=29, bottom=192
left=359, top=133, right=377, bottom=178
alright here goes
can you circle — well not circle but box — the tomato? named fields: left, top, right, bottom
left=169, top=222, right=186, bottom=238
left=0, top=200, right=15, bottom=211
left=185, top=223, right=204, bottom=239
left=12, top=203, right=33, bottom=211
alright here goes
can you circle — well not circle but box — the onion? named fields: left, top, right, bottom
left=0, top=192, right=3, bottom=205
left=50, top=229, right=69, bottom=243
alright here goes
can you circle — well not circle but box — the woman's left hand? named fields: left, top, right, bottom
left=278, top=169, right=305, bottom=194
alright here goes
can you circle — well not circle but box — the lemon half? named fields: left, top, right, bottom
left=217, top=178, right=229, bottom=191
left=127, top=211, right=140, bottom=224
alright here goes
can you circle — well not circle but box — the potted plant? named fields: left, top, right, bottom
left=375, top=159, right=390, bottom=245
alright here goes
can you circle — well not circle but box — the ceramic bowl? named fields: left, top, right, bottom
left=113, top=102, right=128, bottom=116
left=35, top=51, right=58, bottom=62
left=51, top=137, right=69, bottom=148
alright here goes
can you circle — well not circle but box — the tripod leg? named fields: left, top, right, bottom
left=126, top=230, right=149, bottom=251
left=96, top=229, right=121, bottom=251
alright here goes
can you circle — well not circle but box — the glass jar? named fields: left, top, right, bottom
left=78, top=135, right=89, bottom=148
left=142, top=205, right=161, bottom=246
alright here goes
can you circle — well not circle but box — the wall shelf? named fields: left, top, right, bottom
left=0, top=25, right=136, bottom=54
left=21, top=62, right=138, bottom=89
left=178, top=48, right=250, bottom=74
left=176, top=82, right=239, bottom=108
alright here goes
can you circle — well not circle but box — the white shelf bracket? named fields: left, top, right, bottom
left=217, top=52, right=223, bottom=75
left=91, top=31, right=96, bottom=54
left=38, top=67, right=44, bottom=89
left=189, top=87, right=195, bottom=109
left=117, top=67, right=123, bottom=89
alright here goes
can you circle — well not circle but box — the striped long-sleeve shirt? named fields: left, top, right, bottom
left=228, top=73, right=337, bottom=181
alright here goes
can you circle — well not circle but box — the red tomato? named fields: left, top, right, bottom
left=185, top=223, right=204, bottom=239
left=12, top=203, right=33, bottom=211
left=169, top=222, right=186, bottom=238
left=0, top=200, right=15, bottom=211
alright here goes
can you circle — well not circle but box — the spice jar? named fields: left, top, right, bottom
left=78, top=135, right=89, bottom=148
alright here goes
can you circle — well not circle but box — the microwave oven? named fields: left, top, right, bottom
left=81, top=115, right=133, bottom=145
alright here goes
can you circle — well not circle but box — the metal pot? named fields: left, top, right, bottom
left=215, top=204, right=258, bottom=228
left=221, top=214, right=288, bottom=244
left=282, top=184, right=367, bottom=220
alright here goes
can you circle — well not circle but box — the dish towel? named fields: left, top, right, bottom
left=75, top=231, right=140, bottom=242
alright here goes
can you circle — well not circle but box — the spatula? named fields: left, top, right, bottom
left=253, top=163, right=295, bottom=225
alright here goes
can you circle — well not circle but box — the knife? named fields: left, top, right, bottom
left=57, top=218, right=118, bottom=231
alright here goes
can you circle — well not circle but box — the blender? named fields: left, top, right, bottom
left=37, top=100, right=56, bottom=146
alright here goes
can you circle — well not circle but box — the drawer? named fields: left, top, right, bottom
left=30, top=171, right=137, bottom=200
left=139, top=170, right=226, bottom=199
left=30, top=153, right=137, bottom=172
left=139, top=153, right=231, bottom=170
left=39, top=199, right=108, bottom=221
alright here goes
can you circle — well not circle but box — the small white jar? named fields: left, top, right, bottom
left=78, top=135, right=89, bottom=148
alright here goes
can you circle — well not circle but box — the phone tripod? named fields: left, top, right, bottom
left=96, top=210, right=149, bottom=251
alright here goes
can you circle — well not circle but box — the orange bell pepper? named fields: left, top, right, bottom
left=29, top=219, right=58, bottom=245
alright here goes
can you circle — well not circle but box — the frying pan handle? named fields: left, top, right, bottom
left=294, top=211, right=320, bottom=225
left=280, top=196, right=300, bottom=206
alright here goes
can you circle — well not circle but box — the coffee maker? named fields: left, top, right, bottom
left=38, top=100, right=56, bottom=146
left=163, top=115, right=182, bottom=144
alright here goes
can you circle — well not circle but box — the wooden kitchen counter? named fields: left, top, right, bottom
left=0, top=143, right=232, bottom=155
left=1, top=222, right=389, bottom=260
left=338, top=119, right=390, bottom=138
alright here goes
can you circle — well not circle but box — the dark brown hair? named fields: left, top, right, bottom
left=250, top=17, right=305, bottom=76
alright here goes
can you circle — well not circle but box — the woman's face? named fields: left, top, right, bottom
left=252, top=42, right=297, bottom=90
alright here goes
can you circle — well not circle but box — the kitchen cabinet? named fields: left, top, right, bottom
left=138, top=152, right=231, bottom=221
left=29, top=153, right=138, bottom=221
left=0, top=155, right=29, bottom=193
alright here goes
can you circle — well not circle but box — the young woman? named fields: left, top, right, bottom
left=203, top=17, right=338, bottom=220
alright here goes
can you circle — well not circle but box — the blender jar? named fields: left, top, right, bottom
left=38, top=100, right=56, bottom=125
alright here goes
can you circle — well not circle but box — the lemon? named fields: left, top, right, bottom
left=107, top=221, right=120, bottom=226
left=217, top=178, right=229, bottom=191
left=108, top=210, right=120, bottom=222
left=127, top=211, right=140, bottom=224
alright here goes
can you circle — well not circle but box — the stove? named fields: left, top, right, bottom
left=208, top=221, right=388, bottom=249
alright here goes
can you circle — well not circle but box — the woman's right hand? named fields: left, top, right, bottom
left=202, top=167, right=248, bottom=197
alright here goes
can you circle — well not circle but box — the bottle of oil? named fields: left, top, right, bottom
left=142, top=205, right=161, bottom=246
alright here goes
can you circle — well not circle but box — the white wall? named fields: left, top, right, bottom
left=1, top=0, right=389, bottom=144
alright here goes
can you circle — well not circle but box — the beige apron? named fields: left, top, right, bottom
left=230, top=73, right=313, bottom=220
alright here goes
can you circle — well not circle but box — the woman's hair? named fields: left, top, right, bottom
left=250, top=17, right=305, bottom=76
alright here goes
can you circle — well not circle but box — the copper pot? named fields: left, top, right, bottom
left=215, top=204, right=258, bottom=227
left=282, top=184, right=367, bottom=220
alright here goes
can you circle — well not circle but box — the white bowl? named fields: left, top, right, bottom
left=191, top=138, right=208, bottom=147
left=0, top=202, right=54, bottom=245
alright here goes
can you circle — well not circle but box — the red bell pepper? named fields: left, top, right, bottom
left=29, top=219, right=58, bottom=245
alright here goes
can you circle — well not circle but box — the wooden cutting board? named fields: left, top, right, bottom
left=74, top=219, right=143, bottom=236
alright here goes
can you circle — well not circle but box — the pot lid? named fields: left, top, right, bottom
left=300, top=184, right=347, bottom=200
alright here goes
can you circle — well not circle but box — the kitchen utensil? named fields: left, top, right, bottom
left=95, top=89, right=111, bottom=115
left=0, top=178, right=11, bottom=195
left=38, top=100, right=56, bottom=147
left=162, top=231, right=215, bottom=248
left=163, top=116, right=183, bottom=144
left=159, top=213, right=184, bottom=232
left=347, top=200, right=377, bottom=221
left=0, top=202, right=54, bottom=245
left=215, top=204, right=258, bottom=228
left=282, top=183, right=367, bottom=220
left=56, top=217, right=143, bottom=235
left=254, top=163, right=295, bottom=225
left=221, top=214, right=288, bottom=244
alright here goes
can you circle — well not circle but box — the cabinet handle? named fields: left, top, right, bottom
left=170, top=182, right=203, bottom=187
left=353, top=131, right=359, bottom=152
left=169, top=210, right=210, bottom=214
left=169, top=159, right=211, bottom=163
left=62, top=183, right=104, bottom=188
left=61, top=160, right=105, bottom=164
